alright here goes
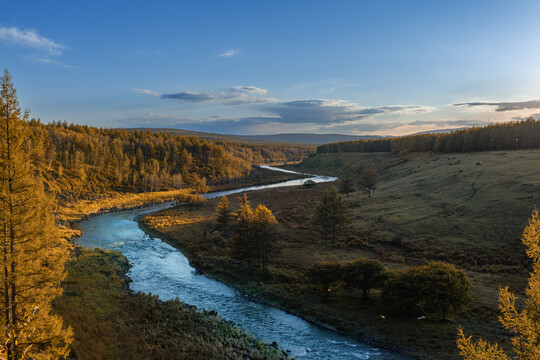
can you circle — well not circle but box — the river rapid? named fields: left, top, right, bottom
left=76, top=166, right=409, bottom=360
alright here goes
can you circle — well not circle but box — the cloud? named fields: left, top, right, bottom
left=0, top=26, right=65, bottom=55
left=134, top=86, right=275, bottom=105
left=219, top=49, right=239, bottom=57
left=260, top=99, right=432, bottom=124
left=132, top=88, right=162, bottom=97
left=31, top=57, right=77, bottom=69
left=407, top=119, right=488, bottom=127
left=454, top=99, right=540, bottom=112
left=512, top=113, right=540, bottom=121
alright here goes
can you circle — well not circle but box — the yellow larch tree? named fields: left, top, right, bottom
left=251, top=204, right=278, bottom=277
left=0, top=70, right=72, bottom=359
left=457, top=209, right=540, bottom=359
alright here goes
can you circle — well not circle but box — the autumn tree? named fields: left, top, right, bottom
left=215, top=195, right=231, bottom=233
left=251, top=205, right=278, bottom=277
left=457, top=209, right=540, bottom=359
left=343, top=258, right=389, bottom=299
left=313, top=187, right=350, bottom=245
left=339, top=171, right=354, bottom=197
left=358, top=167, right=378, bottom=198
left=0, top=70, right=72, bottom=359
left=230, top=193, right=254, bottom=269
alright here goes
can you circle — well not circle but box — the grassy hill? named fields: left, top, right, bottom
left=139, top=148, right=540, bottom=359
left=296, top=150, right=539, bottom=270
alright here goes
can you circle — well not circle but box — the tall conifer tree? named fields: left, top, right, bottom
left=231, top=193, right=254, bottom=269
left=313, top=187, right=350, bottom=245
left=251, top=204, right=278, bottom=277
left=0, top=70, right=72, bottom=359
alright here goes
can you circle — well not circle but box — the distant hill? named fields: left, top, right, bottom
left=240, top=133, right=385, bottom=144
left=124, top=128, right=384, bottom=145
left=123, top=128, right=267, bottom=144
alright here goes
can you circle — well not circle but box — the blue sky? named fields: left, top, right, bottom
left=1, top=0, right=540, bottom=135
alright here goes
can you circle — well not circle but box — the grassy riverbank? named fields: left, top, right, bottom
left=58, top=166, right=304, bottom=239
left=139, top=149, right=540, bottom=359
left=53, top=167, right=306, bottom=359
left=54, top=248, right=292, bottom=360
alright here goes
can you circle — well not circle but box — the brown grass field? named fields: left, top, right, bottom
left=140, top=149, right=540, bottom=359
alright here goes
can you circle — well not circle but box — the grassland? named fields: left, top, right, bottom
left=140, top=149, right=540, bottom=359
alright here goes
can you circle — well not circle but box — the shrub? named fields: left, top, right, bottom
left=343, top=258, right=390, bottom=299
left=383, top=261, right=471, bottom=318
left=306, top=262, right=344, bottom=299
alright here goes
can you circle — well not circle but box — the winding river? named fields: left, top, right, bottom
left=76, top=166, right=409, bottom=360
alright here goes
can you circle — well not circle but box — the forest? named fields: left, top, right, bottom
left=25, top=120, right=312, bottom=202
left=316, top=118, right=540, bottom=154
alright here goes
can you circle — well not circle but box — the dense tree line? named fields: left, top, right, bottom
left=22, top=120, right=311, bottom=201
left=317, top=118, right=540, bottom=154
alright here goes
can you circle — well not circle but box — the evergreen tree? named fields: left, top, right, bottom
left=358, top=168, right=378, bottom=198
left=339, top=171, right=354, bottom=197
left=215, top=195, right=230, bottom=232
left=251, top=205, right=278, bottom=277
left=457, top=209, right=540, bottom=359
left=0, top=70, right=72, bottom=359
left=313, top=187, right=350, bottom=245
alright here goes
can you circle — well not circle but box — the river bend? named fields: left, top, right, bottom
left=76, top=166, right=408, bottom=360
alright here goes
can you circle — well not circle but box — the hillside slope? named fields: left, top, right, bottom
left=296, top=150, right=540, bottom=271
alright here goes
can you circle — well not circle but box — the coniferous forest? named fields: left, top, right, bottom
left=316, top=119, right=540, bottom=154
left=26, top=120, right=311, bottom=202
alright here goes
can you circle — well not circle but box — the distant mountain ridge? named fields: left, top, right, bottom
left=240, top=133, right=385, bottom=144
left=123, top=128, right=385, bottom=145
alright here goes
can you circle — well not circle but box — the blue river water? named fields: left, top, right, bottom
left=76, top=166, right=409, bottom=360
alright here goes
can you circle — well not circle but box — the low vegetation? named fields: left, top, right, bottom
left=54, top=248, right=292, bottom=360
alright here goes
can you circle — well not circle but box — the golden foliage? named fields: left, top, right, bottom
left=143, top=213, right=208, bottom=230
left=0, top=70, right=72, bottom=359
left=457, top=209, right=540, bottom=359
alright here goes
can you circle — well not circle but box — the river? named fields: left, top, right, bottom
left=75, top=166, right=409, bottom=360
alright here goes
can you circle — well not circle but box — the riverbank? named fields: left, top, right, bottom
left=54, top=168, right=310, bottom=359
left=54, top=247, right=292, bottom=360
left=138, top=186, right=424, bottom=359
left=58, top=165, right=305, bottom=239
left=138, top=176, right=517, bottom=360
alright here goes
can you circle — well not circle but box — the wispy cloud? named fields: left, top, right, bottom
left=31, top=56, right=77, bottom=69
left=133, top=86, right=275, bottom=105
left=219, top=49, right=239, bottom=57
left=454, top=99, right=540, bottom=112
left=0, top=26, right=65, bottom=55
left=407, top=119, right=487, bottom=127
left=513, top=113, right=540, bottom=121
left=132, top=88, right=161, bottom=96
left=0, top=26, right=75, bottom=68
